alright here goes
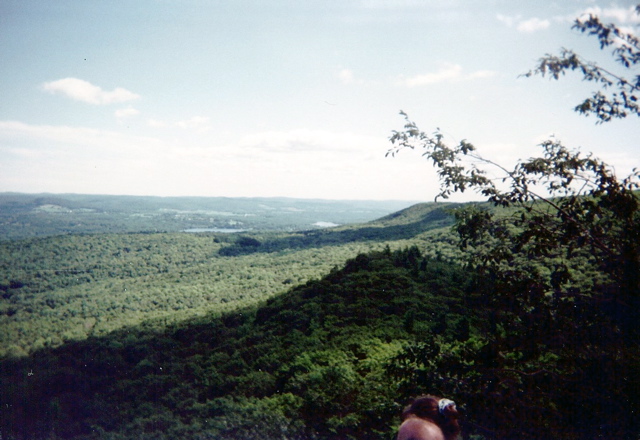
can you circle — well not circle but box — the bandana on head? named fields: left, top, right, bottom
left=438, top=398, right=456, bottom=415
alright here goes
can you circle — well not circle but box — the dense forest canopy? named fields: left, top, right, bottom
left=1, top=246, right=470, bottom=439
left=0, top=202, right=457, bottom=360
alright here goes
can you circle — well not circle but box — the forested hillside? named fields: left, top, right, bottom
left=2, top=185, right=638, bottom=440
left=1, top=191, right=639, bottom=439
left=0, top=202, right=458, bottom=359
left=1, top=246, right=469, bottom=439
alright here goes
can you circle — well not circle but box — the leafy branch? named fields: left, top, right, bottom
left=522, top=6, right=640, bottom=122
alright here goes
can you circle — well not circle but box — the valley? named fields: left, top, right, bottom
left=0, top=192, right=636, bottom=440
left=0, top=197, right=458, bottom=360
left=0, top=195, right=463, bottom=440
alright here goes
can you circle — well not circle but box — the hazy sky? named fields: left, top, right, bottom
left=1, top=0, right=638, bottom=201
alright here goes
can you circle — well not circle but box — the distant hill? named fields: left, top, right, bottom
left=0, top=193, right=418, bottom=240
left=218, top=202, right=457, bottom=256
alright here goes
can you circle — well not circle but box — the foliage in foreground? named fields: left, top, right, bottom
left=385, top=7, right=640, bottom=439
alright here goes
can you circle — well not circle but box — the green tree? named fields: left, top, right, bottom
left=387, top=6, right=640, bottom=440
left=523, top=5, right=640, bottom=123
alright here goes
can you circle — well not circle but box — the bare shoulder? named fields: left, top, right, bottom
left=397, top=417, right=445, bottom=440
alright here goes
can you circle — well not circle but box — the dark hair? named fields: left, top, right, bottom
left=402, top=395, right=461, bottom=440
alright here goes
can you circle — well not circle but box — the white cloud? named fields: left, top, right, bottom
left=576, top=6, right=640, bottom=41
left=396, top=62, right=496, bottom=87
left=517, top=17, right=550, bottom=33
left=0, top=120, right=175, bottom=196
left=115, top=107, right=140, bottom=119
left=497, top=13, right=550, bottom=33
left=339, top=68, right=356, bottom=84
left=175, top=116, right=211, bottom=131
left=465, top=70, right=496, bottom=80
left=3, top=118, right=634, bottom=201
left=0, top=120, right=433, bottom=200
left=496, top=13, right=521, bottom=27
left=340, top=64, right=493, bottom=88
left=238, top=129, right=377, bottom=156
left=501, top=6, right=640, bottom=35
left=42, top=78, right=140, bottom=105
left=0, top=120, right=158, bottom=151
left=147, top=118, right=166, bottom=128
left=403, top=63, right=462, bottom=86
left=337, top=68, right=379, bottom=86
left=580, top=6, right=640, bottom=24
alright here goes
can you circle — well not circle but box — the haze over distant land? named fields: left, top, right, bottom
left=0, top=192, right=420, bottom=240
left=1, top=1, right=638, bottom=201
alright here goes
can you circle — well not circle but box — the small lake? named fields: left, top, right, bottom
left=313, top=221, right=339, bottom=228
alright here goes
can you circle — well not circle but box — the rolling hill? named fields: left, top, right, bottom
left=0, top=193, right=418, bottom=240
left=0, top=201, right=458, bottom=359
left=0, top=201, right=465, bottom=439
left=0, top=246, right=470, bottom=439
left=1, top=194, right=637, bottom=439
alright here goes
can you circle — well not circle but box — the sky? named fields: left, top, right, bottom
left=1, top=0, right=638, bottom=202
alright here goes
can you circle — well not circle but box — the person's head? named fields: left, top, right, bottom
left=402, top=395, right=461, bottom=440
